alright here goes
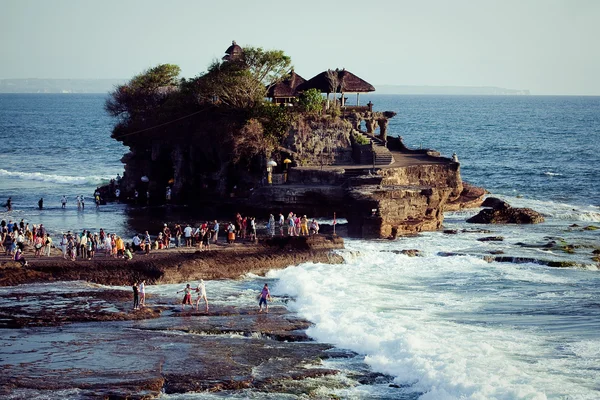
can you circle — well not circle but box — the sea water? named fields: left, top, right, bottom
left=1, top=94, right=600, bottom=399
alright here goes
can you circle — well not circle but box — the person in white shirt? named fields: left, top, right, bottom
left=183, top=225, right=193, bottom=247
left=195, top=279, right=209, bottom=312
left=61, top=196, right=67, bottom=209
left=139, top=280, right=146, bottom=308
left=132, top=234, right=141, bottom=252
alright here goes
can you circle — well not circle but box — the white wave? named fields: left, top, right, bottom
left=0, top=168, right=111, bottom=185
left=267, top=245, right=598, bottom=399
left=487, top=194, right=600, bottom=223
left=543, top=171, right=563, bottom=176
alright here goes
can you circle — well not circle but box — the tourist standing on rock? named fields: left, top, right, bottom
left=227, top=222, right=236, bottom=244
left=139, top=280, right=146, bottom=308
left=44, top=234, right=52, bottom=256
left=177, top=284, right=193, bottom=310
left=248, top=217, right=256, bottom=242
left=212, top=220, right=219, bottom=244
left=278, top=213, right=285, bottom=236
left=258, top=283, right=272, bottom=313
left=300, top=215, right=309, bottom=236
left=61, top=195, right=67, bottom=208
left=195, top=279, right=209, bottom=312
left=287, top=213, right=295, bottom=236
left=143, top=231, right=151, bottom=254
left=174, top=224, right=182, bottom=247
left=184, top=224, right=193, bottom=247
left=60, top=234, right=68, bottom=259
left=162, top=224, right=171, bottom=248
left=132, top=281, right=140, bottom=310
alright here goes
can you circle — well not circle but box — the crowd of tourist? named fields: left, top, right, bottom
left=0, top=211, right=321, bottom=265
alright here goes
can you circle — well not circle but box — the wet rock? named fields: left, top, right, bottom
left=443, top=229, right=458, bottom=234
left=0, top=289, right=163, bottom=328
left=461, top=228, right=493, bottom=234
left=0, top=284, right=355, bottom=398
left=467, top=206, right=545, bottom=224
left=584, top=225, right=599, bottom=231
left=488, top=250, right=505, bottom=255
left=481, top=197, right=511, bottom=210
left=0, top=321, right=339, bottom=397
left=477, top=236, right=504, bottom=242
left=467, top=197, right=544, bottom=224
left=400, top=249, right=421, bottom=257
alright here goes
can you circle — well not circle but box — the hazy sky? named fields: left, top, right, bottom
left=1, top=0, right=599, bottom=95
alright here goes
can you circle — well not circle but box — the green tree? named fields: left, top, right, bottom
left=242, top=47, right=292, bottom=88
left=196, top=60, right=266, bottom=109
left=105, top=64, right=181, bottom=119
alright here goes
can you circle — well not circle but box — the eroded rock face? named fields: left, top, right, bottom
left=346, top=184, right=454, bottom=238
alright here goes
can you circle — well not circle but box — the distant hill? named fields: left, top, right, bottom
left=0, top=78, right=125, bottom=94
left=0, top=79, right=531, bottom=96
left=374, top=85, right=530, bottom=95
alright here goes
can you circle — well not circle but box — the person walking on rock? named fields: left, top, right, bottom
left=177, top=284, right=193, bottom=310
left=139, top=280, right=146, bottom=308
left=258, top=283, right=272, bottom=313
left=132, top=281, right=140, bottom=310
left=195, top=279, right=209, bottom=312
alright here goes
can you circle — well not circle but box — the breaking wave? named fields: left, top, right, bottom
left=0, top=168, right=111, bottom=185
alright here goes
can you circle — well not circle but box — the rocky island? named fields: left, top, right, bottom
left=103, top=41, right=485, bottom=239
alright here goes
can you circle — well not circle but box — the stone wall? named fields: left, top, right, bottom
left=377, top=164, right=463, bottom=200
left=284, top=116, right=353, bottom=166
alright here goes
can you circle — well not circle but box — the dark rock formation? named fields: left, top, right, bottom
left=477, top=236, right=505, bottom=242
left=467, top=198, right=544, bottom=224
left=481, top=197, right=510, bottom=210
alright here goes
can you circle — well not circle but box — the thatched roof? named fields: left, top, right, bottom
left=222, top=40, right=243, bottom=61
left=300, top=69, right=375, bottom=93
left=267, top=71, right=306, bottom=98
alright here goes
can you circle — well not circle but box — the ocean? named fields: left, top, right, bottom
left=1, top=93, right=600, bottom=399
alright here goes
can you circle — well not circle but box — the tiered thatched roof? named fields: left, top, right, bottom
left=267, top=71, right=306, bottom=98
left=300, top=69, right=375, bottom=93
left=222, top=40, right=243, bottom=61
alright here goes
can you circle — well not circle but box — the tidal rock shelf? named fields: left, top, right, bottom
left=0, top=235, right=385, bottom=398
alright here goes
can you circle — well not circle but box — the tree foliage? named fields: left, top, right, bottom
left=242, top=47, right=292, bottom=88
left=298, top=88, right=324, bottom=114
left=105, top=64, right=181, bottom=119
left=254, top=103, right=294, bottom=144
left=195, top=60, right=266, bottom=109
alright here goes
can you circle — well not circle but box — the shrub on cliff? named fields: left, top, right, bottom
left=298, top=88, right=324, bottom=114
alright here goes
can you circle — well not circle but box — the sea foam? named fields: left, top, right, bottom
left=268, top=242, right=600, bottom=399
left=0, top=168, right=111, bottom=185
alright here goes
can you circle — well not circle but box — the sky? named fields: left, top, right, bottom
left=1, top=0, right=599, bottom=95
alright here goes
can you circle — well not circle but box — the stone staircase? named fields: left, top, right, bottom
left=354, top=131, right=395, bottom=166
